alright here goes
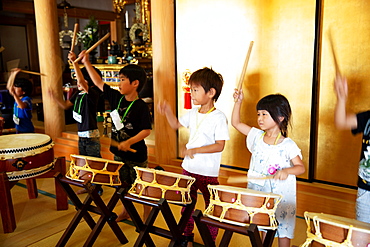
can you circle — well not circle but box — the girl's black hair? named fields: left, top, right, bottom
left=14, top=78, right=33, bottom=96
left=256, top=94, right=291, bottom=137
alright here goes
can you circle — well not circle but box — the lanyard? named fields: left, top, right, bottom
left=117, top=96, right=138, bottom=123
left=196, top=106, right=215, bottom=129
left=261, top=131, right=282, bottom=145
left=189, top=107, right=215, bottom=142
left=73, top=93, right=86, bottom=114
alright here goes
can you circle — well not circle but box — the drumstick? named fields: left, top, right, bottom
left=74, top=32, right=111, bottom=63
left=227, top=175, right=274, bottom=184
left=327, top=28, right=341, bottom=76
left=109, top=139, right=137, bottom=153
left=70, top=23, right=79, bottom=52
left=20, top=70, right=45, bottom=76
left=235, top=41, right=254, bottom=101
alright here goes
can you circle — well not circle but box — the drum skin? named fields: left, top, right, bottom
left=212, top=190, right=275, bottom=226
left=304, top=212, right=370, bottom=247
left=134, top=170, right=190, bottom=202
left=67, top=155, right=123, bottom=186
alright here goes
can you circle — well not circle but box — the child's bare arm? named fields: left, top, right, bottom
left=273, top=155, right=305, bottom=180
left=6, top=68, right=20, bottom=91
left=79, top=50, right=104, bottom=91
left=48, top=88, right=73, bottom=110
left=231, top=89, right=252, bottom=136
left=69, top=52, right=89, bottom=93
left=117, top=129, right=151, bottom=152
left=157, top=101, right=182, bottom=130
left=334, top=75, right=357, bottom=130
left=183, top=140, right=225, bottom=159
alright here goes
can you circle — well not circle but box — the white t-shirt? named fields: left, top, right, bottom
left=179, top=108, right=229, bottom=177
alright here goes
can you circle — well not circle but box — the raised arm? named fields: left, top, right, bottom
left=157, top=101, right=182, bottom=130
left=334, top=75, right=357, bottom=130
left=78, top=50, right=104, bottom=91
left=7, top=68, right=28, bottom=109
left=231, top=89, right=252, bottom=136
left=69, top=51, right=89, bottom=93
left=6, top=68, right=20, bottom=91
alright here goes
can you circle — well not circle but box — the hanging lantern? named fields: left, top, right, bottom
left=182, top=70, right=192, bottom=109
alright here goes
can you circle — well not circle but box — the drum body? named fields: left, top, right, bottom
left=0, top=133, right=55, bottom=181
left=203, top=185, right=282, bottom=229
left=302, top=212, right=370, bottom=247
left=128, top=167, right=196, bottom=204
left=66, top=154, right=124, bottom=186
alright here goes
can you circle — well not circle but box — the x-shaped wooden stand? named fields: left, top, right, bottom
left=55, top=173, right=128, bottom=247
left=118, top=190, right=196, bottom=247
left=193, top=209, right=277, bottom=247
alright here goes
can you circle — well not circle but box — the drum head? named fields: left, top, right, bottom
left=0, top=133, right=53, bottom=160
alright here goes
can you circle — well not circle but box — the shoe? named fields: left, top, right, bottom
left=98, top=188, right=103, bottom=196
left=76, top=188, right=88, bottom=194
left=180, top=235, right=193, bottom=247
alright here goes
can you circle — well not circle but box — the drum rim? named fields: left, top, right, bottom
left=208, top=184, right=282, bottom=198
left=70, top=154, right=125, bottom=165
left=134, top=166, right=196, bottom=181
left=0, top=133, right=51, bottom=147
left=304, top=211, right=370, bottom=233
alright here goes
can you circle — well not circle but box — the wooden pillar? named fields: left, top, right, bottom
left=152, top=0, right=177, bottom=165
left=33, top=0, right=65, bottom=139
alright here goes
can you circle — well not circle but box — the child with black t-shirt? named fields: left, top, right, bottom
left=49, top=51, right=103, bottom=194
left=78, top=50, right=152, bottom=222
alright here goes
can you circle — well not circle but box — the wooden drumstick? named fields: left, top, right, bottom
left=109, top=139, right=137, bottom=153
left=227, top=175, right=274, bottom=184
left=327, top=28, right=341, bottom=76
left=235, top=41, right=254, bottom=101
left=74, top=32, right=111, bottom=63
left=20, top=70, right=45, bottom=76
left=70, top=23, right=79, bottom=52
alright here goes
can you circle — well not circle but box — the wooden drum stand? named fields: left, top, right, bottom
left=193, top=210, right=277, bottom=247
left=0, top=133, right=69, bottom=234
left=55, top=173, right=128, bottom=247
left=119, top=191, right=196, bottom=247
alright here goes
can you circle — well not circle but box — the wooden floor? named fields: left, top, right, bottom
left=0, top=177, right=309, bottom=247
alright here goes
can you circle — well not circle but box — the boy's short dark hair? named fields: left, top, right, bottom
left=188, top=67, right=224, bottom=102
left=81, top=66, right=102, bottom=87
left=119, top=64, right=147, bottom=93
left=14, top=78, right=33, bottom=96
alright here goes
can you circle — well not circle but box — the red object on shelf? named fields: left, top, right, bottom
left=184, top=92, right=191, bottom=109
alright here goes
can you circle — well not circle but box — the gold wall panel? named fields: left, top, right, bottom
left=317, top=0, right=370, bottom=186
left=175, top=0, right=315, bottom=179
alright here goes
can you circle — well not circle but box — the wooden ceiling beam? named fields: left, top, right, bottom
left=1, top=0, right=119, bottom=21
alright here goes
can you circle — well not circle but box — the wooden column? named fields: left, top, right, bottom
left=33, top=0, right=65, bottom=139
left=152, top=0, right=177, bottom=165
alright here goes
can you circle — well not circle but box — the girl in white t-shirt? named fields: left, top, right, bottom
left=158, top=67, right=229, bottom=247
left=231, top=90, right=305, bottom=247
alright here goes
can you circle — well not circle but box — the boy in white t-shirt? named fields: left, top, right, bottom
left=158, top=67, right=230, bottom=246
